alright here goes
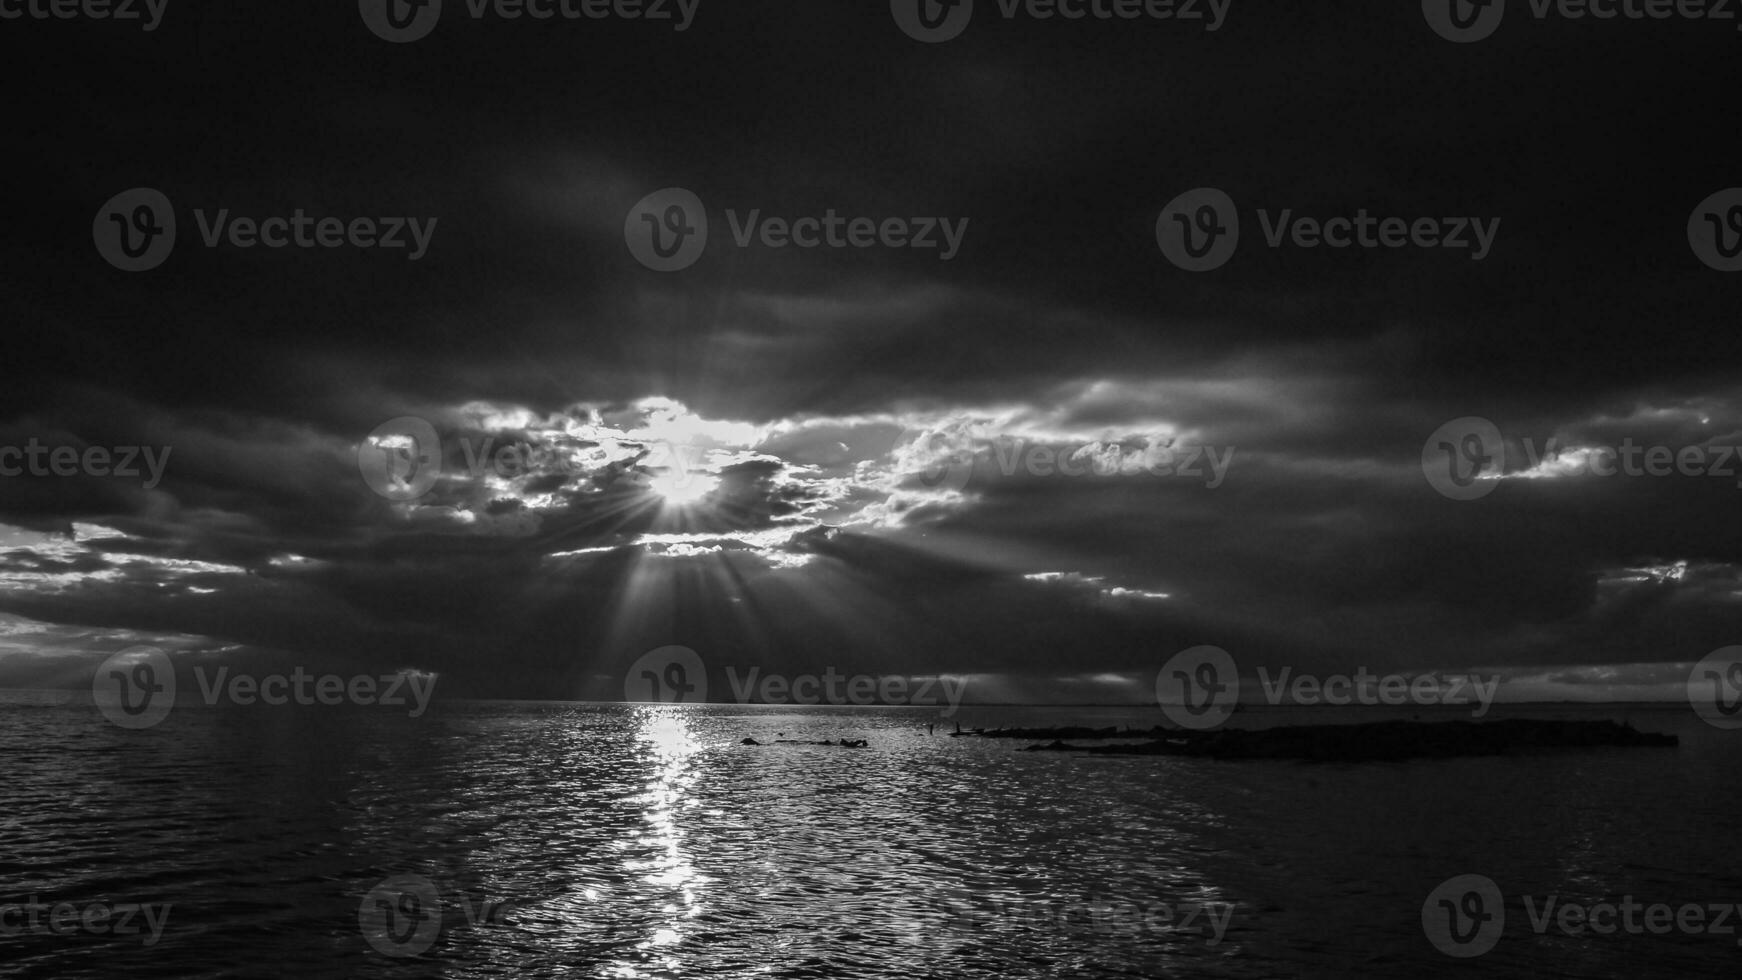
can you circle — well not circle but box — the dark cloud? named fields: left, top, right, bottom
left=2, top=0, right=1739, bottom=701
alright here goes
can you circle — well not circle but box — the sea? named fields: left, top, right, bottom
left=1, top=693, right=1738, bottom=978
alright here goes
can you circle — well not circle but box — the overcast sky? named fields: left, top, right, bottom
left=3, top=1, right=1740, bottom=702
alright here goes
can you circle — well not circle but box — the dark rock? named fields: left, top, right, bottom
left=1018, top=719, right=1678, bottom=762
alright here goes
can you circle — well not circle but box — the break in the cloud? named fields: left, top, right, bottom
left=2, top=354, right=1740, bottom=701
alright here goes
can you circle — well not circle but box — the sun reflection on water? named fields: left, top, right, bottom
left=608, top=707, right=704, bottom=977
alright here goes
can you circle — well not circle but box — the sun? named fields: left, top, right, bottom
left=648, top=470, right=717, bottom=506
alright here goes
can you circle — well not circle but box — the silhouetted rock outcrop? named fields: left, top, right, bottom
left=744, top=738, right=869, bottom=748
left=1017, top=719, right=1677, bottom=761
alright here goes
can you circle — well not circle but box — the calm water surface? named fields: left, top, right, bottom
left=2, top=695, right=1739, bottom=978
